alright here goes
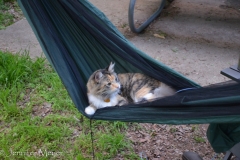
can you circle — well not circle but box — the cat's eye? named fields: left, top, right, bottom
left=107, top=83, right=111, bottom=86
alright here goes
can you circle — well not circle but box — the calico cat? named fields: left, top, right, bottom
left=85, top=62, right=175, bottom=115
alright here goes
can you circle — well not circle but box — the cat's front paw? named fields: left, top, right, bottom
left=85, top=106, right=96, bottom=115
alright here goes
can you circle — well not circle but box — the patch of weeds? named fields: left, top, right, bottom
left=191, top=125, right=197, bottom=132
left=170, top=127, right=177, bottom=133
left=121, top=23, right=127, bottom=28
left=130, top=122, right=142, bottom=131
left=0, top=11, right=14, bottom=29
left=0, top=0, right=23, bottom=29
left=28, top=63, right=77, bottom=112
left=0, top=50, right=45, bottom=121
left=194, top=136, right=205, bottom=143
left=0, top=0, right=14, bottom=29
left=0, top=119, right=71, bottom=159
left=191, top=125, right=206, bottom=143
left=74, top=119, right=137, bottom=160
left=0, top=51, right=138, bottom=160
left=97, top=133, right=129, bottom=158
left=0, top=50, right=45, bottom=88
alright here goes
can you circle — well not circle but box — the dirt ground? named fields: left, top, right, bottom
left=88, top=0, right=240, bottom=159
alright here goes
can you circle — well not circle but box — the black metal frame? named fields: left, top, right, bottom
left=223, top=142, right=240, bottom=160
left=221, top=65, right=240, bottom=82
left=128, top=0, right=166, bottom=33
left=221, top=55, right=240, bottom=160
left=221, top=54, right=240, bottom=82
left=238, top=56, right=240, bottom=70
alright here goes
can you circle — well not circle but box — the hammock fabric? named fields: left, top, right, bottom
left=18, top=0, right=240, bottom=153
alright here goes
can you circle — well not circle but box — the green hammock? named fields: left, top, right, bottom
left=17, top=0, right=240, bottom=153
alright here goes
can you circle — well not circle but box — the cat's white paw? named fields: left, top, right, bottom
left=85, top=106, right=96, bottom=115
left=143, top=93, right=154, bottom=100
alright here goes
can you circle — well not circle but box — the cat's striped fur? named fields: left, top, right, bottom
left=85, top=62, right=175, bottom=115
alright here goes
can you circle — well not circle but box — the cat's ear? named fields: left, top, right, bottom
left=107, top=62, right=115, bottom=73
left=94, top=71, right=103, bottom=83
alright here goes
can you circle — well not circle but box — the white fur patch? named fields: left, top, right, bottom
left=143, top=93, right=154, bottom=100
left=133, top=93, right=154, bottom=103
left=154, top=83, right=176, bottom=97
left=85, top=94, right=118, bottom=115
left=89, top=94, right=118, bottom=108
left=85, top=106, right=96, bottom=115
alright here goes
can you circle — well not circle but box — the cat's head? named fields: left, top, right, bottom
left=87, top=62, right=120, bottom=99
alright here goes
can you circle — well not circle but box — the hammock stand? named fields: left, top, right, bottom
left=128, top=0, right=166, bottom=33
left=17, top=0, right=240, bottom=156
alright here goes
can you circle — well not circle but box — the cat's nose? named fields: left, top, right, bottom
left=112, top=83, right=120, bottom=89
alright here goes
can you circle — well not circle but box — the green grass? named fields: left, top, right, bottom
left=0, top=0, right=13, bottom=29
left=0, top=0, right=23, bottom=29
left=0, top=50, right=139, bottom=160
left=193, top=136, right=205, bottom=143
left=191, top=125, right=206, bottom=143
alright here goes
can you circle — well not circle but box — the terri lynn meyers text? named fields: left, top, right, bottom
left=10, top=149, right=63, bottom=157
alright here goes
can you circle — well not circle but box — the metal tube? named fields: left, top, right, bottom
left=128, top=0, right=166, bottom=33
left=238, top=55, right=240, bottom=71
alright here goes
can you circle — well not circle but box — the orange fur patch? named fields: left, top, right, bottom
left=104, top=98, right=110, bottom=102
left=135, top=87, right=151, bottom=99
left=107, top=75, right=115, bottom=81
left=111, top=83, right=119, bottom=88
